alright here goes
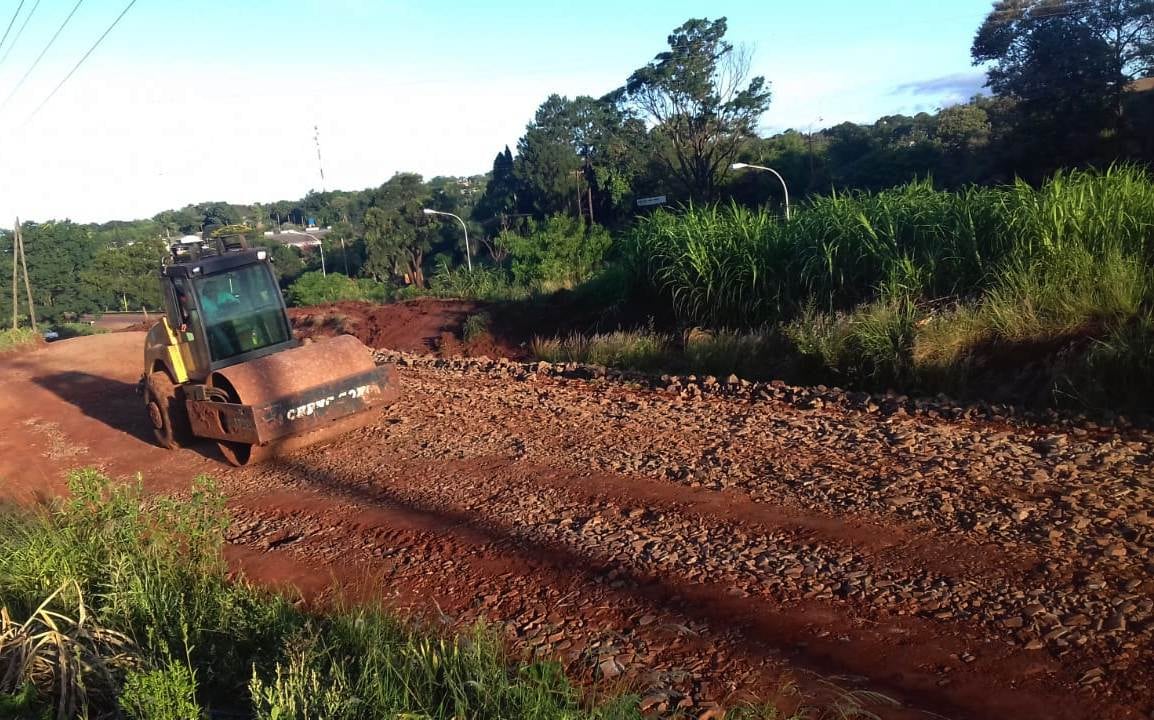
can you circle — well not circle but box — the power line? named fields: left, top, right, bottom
left=0, top=0, right=43, bottom=67
left=0, top=0, right=26, bottom=56
left=0, top=0, right=85, bottom=113
left=25, top=0, right=138, bottom=122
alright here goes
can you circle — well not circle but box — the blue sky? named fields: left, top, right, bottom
left=0, top=0, right=993, bottom=222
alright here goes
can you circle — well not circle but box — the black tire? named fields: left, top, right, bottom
left=144, top=371, right=190, bottom=449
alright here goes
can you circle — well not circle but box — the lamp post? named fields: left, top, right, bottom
left=731, top=162, right=791, bottom=221
left=422, top=209, right=472, bottom=272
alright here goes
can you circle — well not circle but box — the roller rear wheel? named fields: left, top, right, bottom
left=209, top=379, right=273, bottom=467
left=217, top=439, right=274, bottom=467
left=144, top=371, right=190, bottom=449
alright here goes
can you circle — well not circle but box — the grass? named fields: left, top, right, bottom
left=534, top=330, right=674, bottom=372
left=532, top=326, right=783, bottom=379
left=0, top=470, right=643, bottom=720
left=0, top=328, right=40, bottom=353
left=626, top=166, right=1154, bottom=410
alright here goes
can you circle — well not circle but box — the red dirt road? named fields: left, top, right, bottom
left=1, top=331, right=1152, bottom=720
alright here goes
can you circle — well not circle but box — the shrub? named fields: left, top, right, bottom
left=286, top=272, right=388, bottom=307
left=498, top=215, right=613, bottom=291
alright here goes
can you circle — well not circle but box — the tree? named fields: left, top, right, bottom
left=511, top=95, right=648, bottom=224
left=474, top=147, right=519, bottom=228
left=267, top=244, right=305, bottom=286
left=935, top=102, right=992, bottom=152
left=361, top=173, right=436, bottom=288
left=610, top=17, right=772, bottom=201
left=515, top=97, right=586, bottom=218
left=972, top=0, right=1154, bottom=172
left=81, top=237, right=167, bottom=311
left=19, top=221, right=102, bottom=321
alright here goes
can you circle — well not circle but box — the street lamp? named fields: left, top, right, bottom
left=422, top=209, right=472, bottom=272
left=731, top=162, right=791, bottom=221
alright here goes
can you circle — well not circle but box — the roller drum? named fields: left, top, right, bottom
left=205, top=335, right=398, bottom=465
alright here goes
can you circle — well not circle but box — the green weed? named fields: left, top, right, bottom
left=0, top=328, right=40, bottom=353
left=119, top=663, right=202, bottom=720
left=463, top=312, right=492, bottom=343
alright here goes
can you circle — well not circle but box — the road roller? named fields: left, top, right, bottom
left=140, top=228, right=398, bottom=465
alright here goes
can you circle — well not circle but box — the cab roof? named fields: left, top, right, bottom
left=162, top=248, right=270, bottom=279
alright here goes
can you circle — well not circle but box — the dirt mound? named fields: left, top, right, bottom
left=288, top=299, right=529, bottom=359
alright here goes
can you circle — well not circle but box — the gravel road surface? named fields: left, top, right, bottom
left=1, top=333, right=1150, bottom=720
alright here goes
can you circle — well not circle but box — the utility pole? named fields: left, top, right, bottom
left=10, top=221, right=17, bottom=330
left=14, top=219, right=36, bottom=331
left=314, top=124, right=326, bottom=192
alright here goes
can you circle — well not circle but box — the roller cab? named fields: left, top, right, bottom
left=142, top=228, right=398, bottom=465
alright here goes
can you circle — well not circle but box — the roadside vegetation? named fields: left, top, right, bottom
left=604, top=166, right=1154, bottom=411
left=0, top=470, right=644, bottom=720
left=285, top=271, right=389, bottom=307
left=0, top=327, right=40, bottom=353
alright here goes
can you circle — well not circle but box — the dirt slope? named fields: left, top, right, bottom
left=0, top=332, right=1151, bottom=720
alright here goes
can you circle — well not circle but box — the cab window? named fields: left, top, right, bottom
left=194, top=264, right=290, bottom=361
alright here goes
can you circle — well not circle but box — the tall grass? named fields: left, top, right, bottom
left=631, top=166, right=1154, bottom=328
left=628, top=166, right=1154, bottom=409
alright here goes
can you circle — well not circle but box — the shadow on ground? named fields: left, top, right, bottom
left=257, top=452, right=1089, bottom=720
left=30, top=371, right=224, bottom=462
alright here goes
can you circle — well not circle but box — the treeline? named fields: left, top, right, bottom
left=4, top=2, right=1152, bottom=324
left=0, top=222, right=167, bottom=323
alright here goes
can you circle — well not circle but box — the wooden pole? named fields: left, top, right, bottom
left=10, top=219, right=17, bottom=329
left=16, top=221, right=36, bottom=332
left=574, top=170, right=582, bottom=219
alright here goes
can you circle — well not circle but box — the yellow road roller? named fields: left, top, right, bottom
left=140, top=228, right=397, bottom=465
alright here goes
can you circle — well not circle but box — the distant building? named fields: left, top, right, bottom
left=268, top=227, right=330, bottom=249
